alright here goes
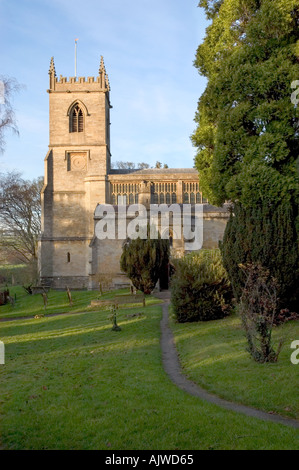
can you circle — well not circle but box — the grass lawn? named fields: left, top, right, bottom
left=170, top=309, right=299, bottom=420
left=0, top=303, right=298, bottom=450
left=0, top=286, right=159, bottom=319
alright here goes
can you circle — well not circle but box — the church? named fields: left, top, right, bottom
left=38, top=57, right=229, bottom=290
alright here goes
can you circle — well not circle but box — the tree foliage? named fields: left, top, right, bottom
left=111, top=161, right=169, bottom=170
left=198, top=0, right=225, bottom=19
left=171, top=250, right=233, bottom=322
left=220, top=201, right=299, bottom=311
left=120, top=229, right=170, bottom=294
left=193, top=0, right=299, bottom=317
left=192, top=0, right=299, bottom=206
left=137, top=162, right=151, bottom=169
left=155, top=161, right=169, bottom=169
left=111, top=161, right=137, bottom=170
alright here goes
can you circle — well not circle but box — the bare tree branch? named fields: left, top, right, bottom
left=0, top=171, right=43, bottom=262
left=0, top=76, right=22, bottom=153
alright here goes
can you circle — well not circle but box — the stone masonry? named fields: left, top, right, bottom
left=38, top=57, right=230, bottom=290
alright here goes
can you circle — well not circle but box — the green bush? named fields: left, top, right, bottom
left=220, top=201, right=299, bottom=312
left=120, top=229, right=169, bottom=295
left=171, top=250, right=233, bottom=323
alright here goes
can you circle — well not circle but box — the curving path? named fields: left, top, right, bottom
left=155, top=291, right=299, bottom=430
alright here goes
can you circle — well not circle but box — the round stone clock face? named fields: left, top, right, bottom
left=71, top=154, right=86, bottom=171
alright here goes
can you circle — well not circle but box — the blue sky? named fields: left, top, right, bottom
left=0, top=0, right=208, bottom=179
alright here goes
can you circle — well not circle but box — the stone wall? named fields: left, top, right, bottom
left=89, top=203, right=230, bottom=290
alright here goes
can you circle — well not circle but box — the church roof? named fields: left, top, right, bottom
left=109, top=168, right=198, bottom=176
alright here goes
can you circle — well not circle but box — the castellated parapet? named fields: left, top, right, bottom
left=48, top=56, right=111, bottom=93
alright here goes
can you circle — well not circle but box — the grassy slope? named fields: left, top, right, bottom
left=170, top=310, right=299, bottom=420
left=0, top=305, right=298, bottom=450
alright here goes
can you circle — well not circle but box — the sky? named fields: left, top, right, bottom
left=0, top=0, right=209, bottom=180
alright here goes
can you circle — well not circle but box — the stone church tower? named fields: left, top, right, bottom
left=39, top=57, right=112, bottom=288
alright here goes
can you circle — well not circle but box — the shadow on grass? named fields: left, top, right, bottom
left=1, top=307, right=162, bottom=358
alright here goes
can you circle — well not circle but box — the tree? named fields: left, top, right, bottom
left=239, top=263, right=283, bottom=363
left=0, top=172, right=43, bottom=263
left=0, top=76, right=21, bottom=153
left=191, top=0, right=299, bottom=207
left=111, top=161, right=169, bottom=170
left=220, top=201, right=299, bottom=311
left=120, top=228, right=170, bottom=294
left=111, top=161, right=151, bottom=170
left=154, top=162, right=168, bottom=169
left=111, top=161, right=136, bottom=170
left=192, top=0, right=299, bottom=316
left=198, top=0, right=224, bottom=19
left=137, top=162, right=150, bottom=170
left=171, top=250, right=232, bottom=323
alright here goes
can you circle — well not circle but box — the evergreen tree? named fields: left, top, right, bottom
left=120, top=228, right=170, bottom=294
left=171, top=249, right=232, bottom=322
left=191, top=0, right=299, bottom=207
left=220, top=201, right=299, bottom=311
left=192, top=0, right=299, bottom=313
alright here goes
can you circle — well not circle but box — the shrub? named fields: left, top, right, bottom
left=220, top=201, right=299, bottom=314
left=171, top=250, right=233, bottom=323
left=274, top=309, right=299, bottom=326
left=120, top=229, right=169, bottom=295
left=239, top=263, right=283, bottom=363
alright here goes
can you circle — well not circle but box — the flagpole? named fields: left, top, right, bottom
left=75, top=39, right=78, bottom=78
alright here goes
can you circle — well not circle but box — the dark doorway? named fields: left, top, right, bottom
left=159, top=260, right=169, bottom=290
left=159, top=262, right=175, bottom=290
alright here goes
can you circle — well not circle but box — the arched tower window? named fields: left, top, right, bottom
left=70, top=104, right=84, bottom=133
left=67, top=252, right=71, bottom=263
